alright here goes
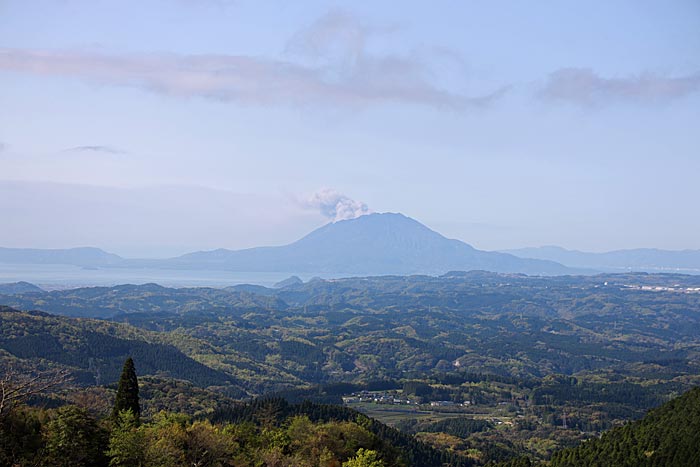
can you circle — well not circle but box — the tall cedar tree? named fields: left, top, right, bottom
left=112, top=357, right=140, bottom=424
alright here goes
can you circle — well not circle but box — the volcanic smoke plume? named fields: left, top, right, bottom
left=304, top=188, right=372, bottom=222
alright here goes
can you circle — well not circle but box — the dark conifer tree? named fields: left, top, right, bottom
left=111, top=357, right=140, bottom=424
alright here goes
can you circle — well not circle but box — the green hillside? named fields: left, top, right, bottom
left=549, top=386, right=700, bottom=466
left=0, top=306, right=232, bottom=387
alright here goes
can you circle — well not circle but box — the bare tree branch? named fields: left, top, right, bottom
left=0, top=366, right=72, bottom=416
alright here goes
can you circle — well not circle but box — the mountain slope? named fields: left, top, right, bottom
left=0, top=305, right=235, bottom=389
left=167, top=213, right=575, bottom=275
left=504, top=246, right=700, bottom=274
left=549, top=386, right=700, bottom=466
left=0, top=281, right=44, bottom=294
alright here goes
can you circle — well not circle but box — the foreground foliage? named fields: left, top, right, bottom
left=0, top=397, right=468, bottom=467
left=2, top=385, right=699, bottom=466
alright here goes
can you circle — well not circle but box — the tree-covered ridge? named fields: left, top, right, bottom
left=548, top=386, right=700, bottom=467
left=1, top=272, right=700, bottom=463
left=0, top=283, right=286, bottom=319
left=0, top=306, right=238, bottom=389
left=0, top=305, right=300, bottom=395
left=4, top=272, right=697, bottom=390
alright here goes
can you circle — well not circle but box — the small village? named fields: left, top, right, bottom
left=342, top=390, right=475, bottom=408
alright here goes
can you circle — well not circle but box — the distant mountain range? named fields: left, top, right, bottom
left=1, top=213, right=698, bottom=276
left=503, top=245, right=700, bottom=274
left=0, top=246, right=123, bottom=267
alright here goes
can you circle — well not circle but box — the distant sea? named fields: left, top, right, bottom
left=0, top=263, right=342, bottom=290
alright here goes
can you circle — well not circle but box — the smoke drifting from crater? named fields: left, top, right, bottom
left=304, top=188, right=372, bottom=222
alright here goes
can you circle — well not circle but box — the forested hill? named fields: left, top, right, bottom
left=548, top=386, right=700, bottom=467
left=0, top=306, right=239, bottom=391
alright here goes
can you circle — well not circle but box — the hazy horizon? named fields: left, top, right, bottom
left=2, top=209, right=700, bottom=261
left=2, top=1, right=699, bottom=257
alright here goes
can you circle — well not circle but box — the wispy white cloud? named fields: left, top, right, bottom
left=540, top=68, right=700, bottom=105
left=64, top=145, right=125, bottom=154
left=0, top=47, right=503, bottom=110
left=301, top=188, right=372, bottom=222
left=0, top=10, right=506, bottom=110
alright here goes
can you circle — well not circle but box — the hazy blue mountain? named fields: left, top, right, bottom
left=273, top=276, right=304, bottom=288
left=0, top=246, right=123, bottom=267
left=165, top=213, right=575, bottom=275
left=504, top=245, right=700, bottom=274
left=224, top=283, right=276, bottom=296
left=0, top=281, right=44, bottom=294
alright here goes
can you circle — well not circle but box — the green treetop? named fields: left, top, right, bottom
left=112, top=357, right=140, bottom=424
left=342, top=448, right=385, bottom=467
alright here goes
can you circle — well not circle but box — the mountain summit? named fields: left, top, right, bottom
left=169, top=213, right=573, bottom=275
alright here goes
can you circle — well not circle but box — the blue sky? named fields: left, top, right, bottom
left=1, top=0, right=699, bottom=257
